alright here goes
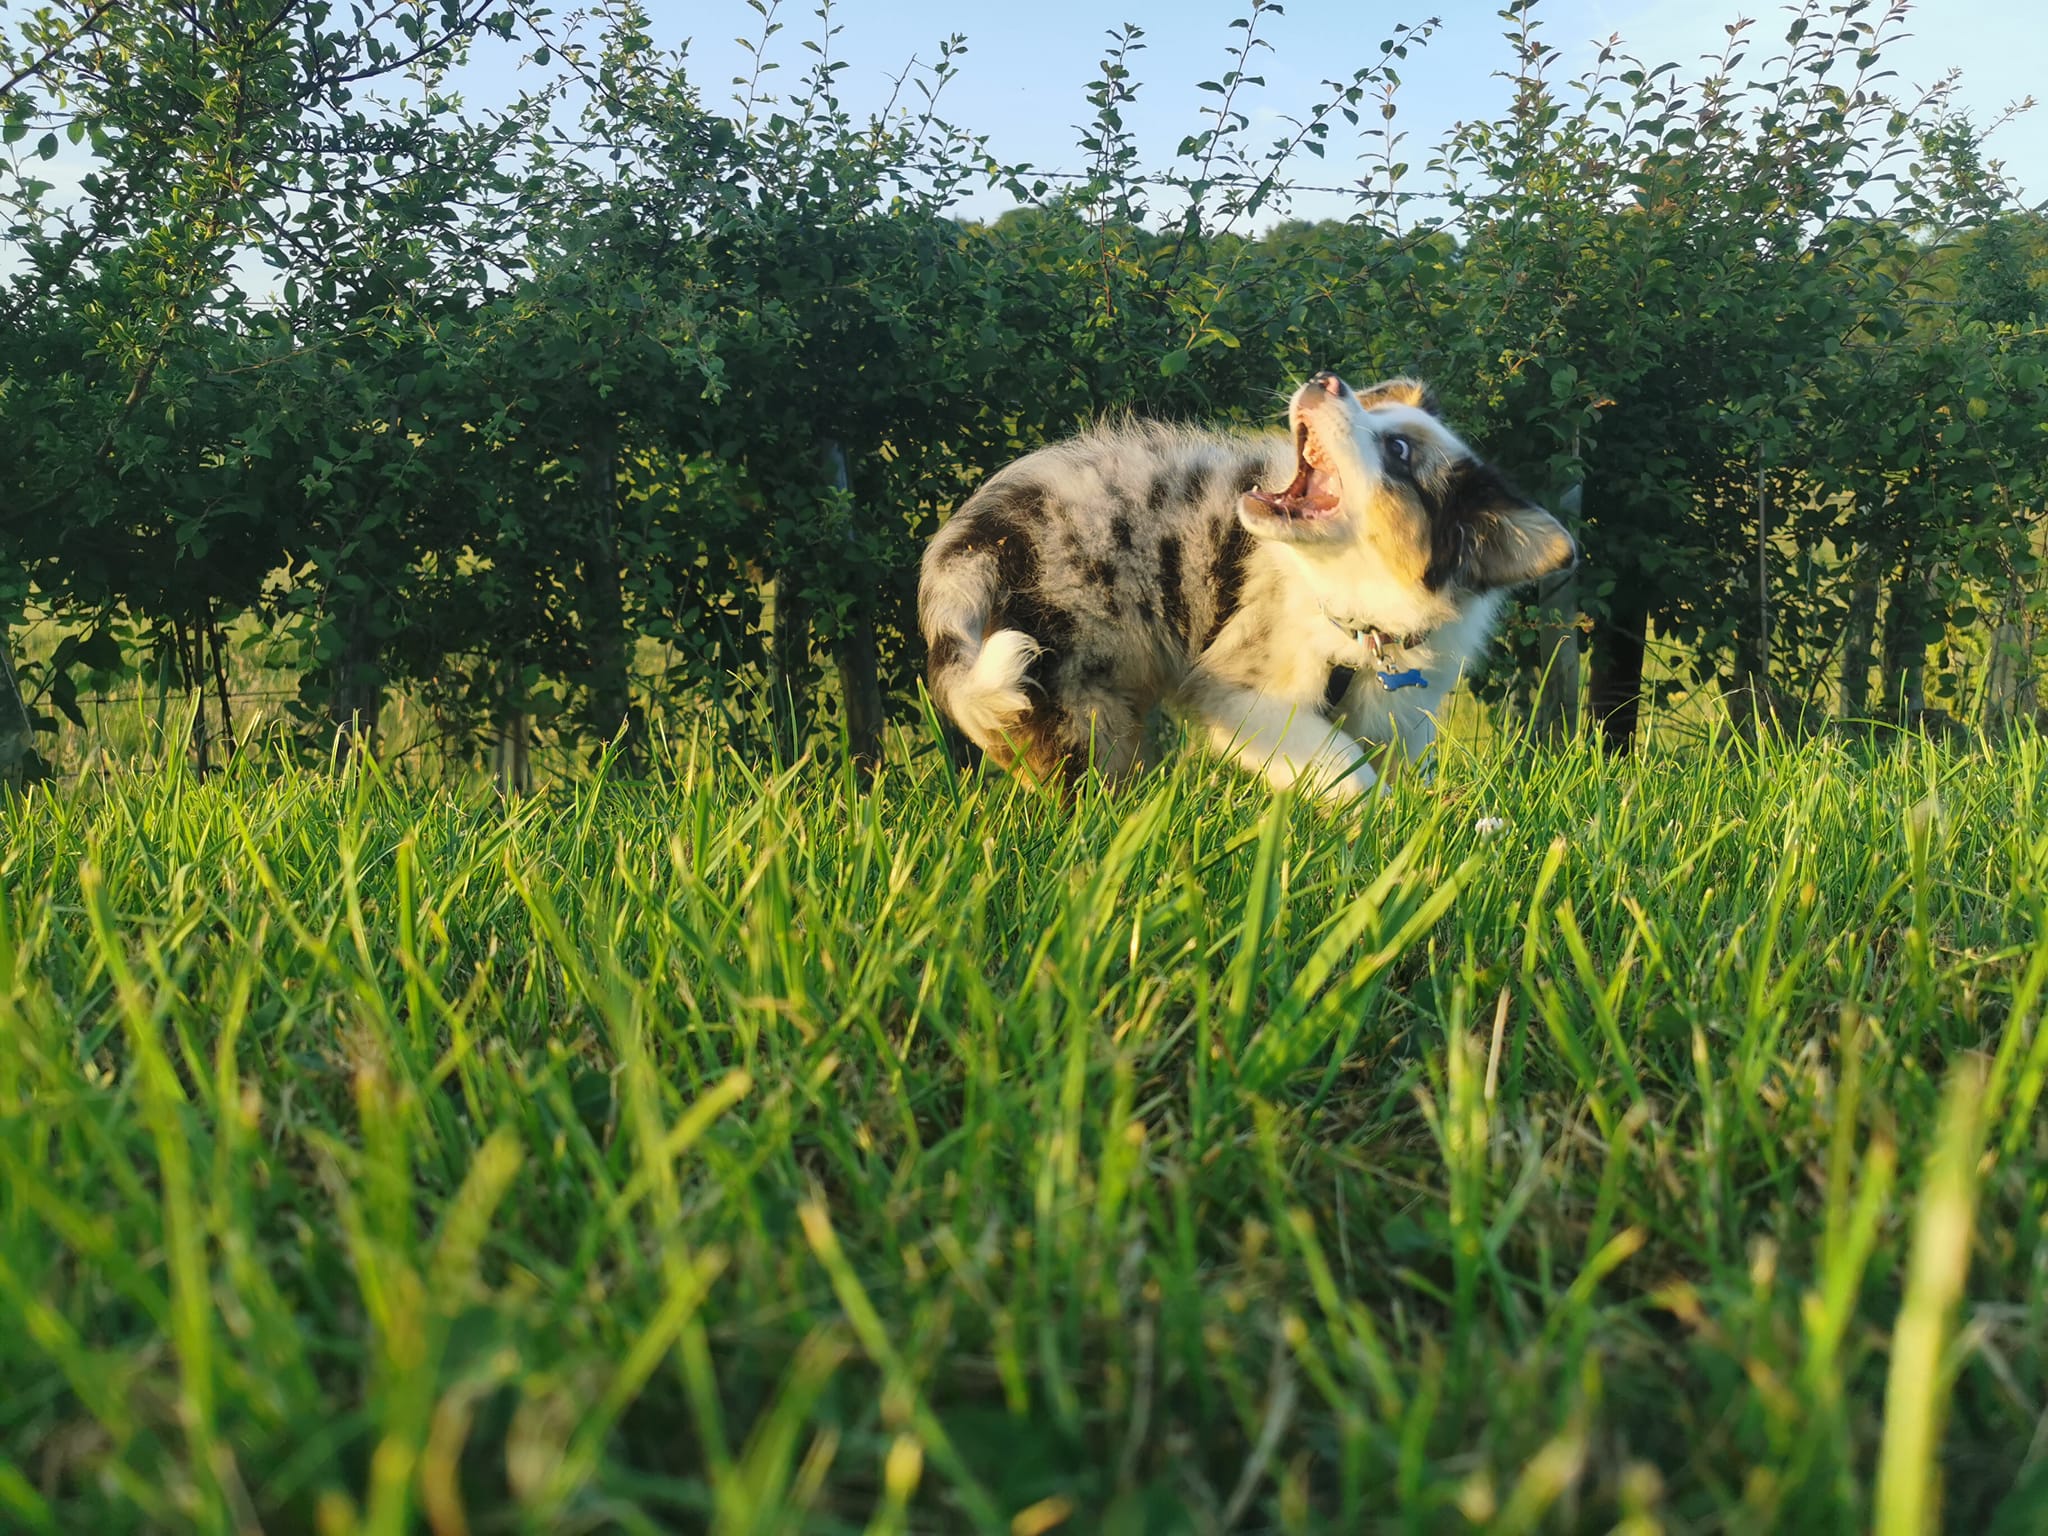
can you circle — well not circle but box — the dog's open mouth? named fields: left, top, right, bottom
left=1245, top=423, right=1341, bottom=521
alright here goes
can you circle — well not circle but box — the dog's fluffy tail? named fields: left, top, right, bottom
left=933, top=628, right=1042, bottom=747
left=919, top=537, right=1041, bottom=751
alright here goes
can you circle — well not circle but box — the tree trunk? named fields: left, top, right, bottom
left=770, top=574, right=810, bottom=767
left=818, top=440, right=885, bottom=773
left=1588, top=597, right=1650, bottom=754
left=176, top=618, right=211, bottom=778
left=1880, top=559, right=1931, bottom=722
left=0, top=624, right=39, bottom=790
left=1838, top=550, right=1880, bottom=719
left=1723, top=622, right=1780, bottom=740
left=834, top=616, right=885, bottom=774
left=206, top=600, right=236, bottom=764
left=1720, top=675, right=1764, bottom=740
left=584, top=447, right=639, bottom=771
left=1520, top=573, right=1580, bottom=746
left=1516, top=473, right=1580, bottom=745
left=495, top=667, right=532, bottom=797
left=328, top=614, right=382, bottom=765
left=1722, top=455, right=1800, bottom=739
left=1983, top=611, right=2039, bottom=732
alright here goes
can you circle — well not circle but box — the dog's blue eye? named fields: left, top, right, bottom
left=1386, top=435, right=1413, bottom=465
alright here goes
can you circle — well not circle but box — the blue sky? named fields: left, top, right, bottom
left=454, top=0, right=2044, bottom=222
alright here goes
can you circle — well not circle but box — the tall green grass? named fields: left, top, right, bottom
left=3, top=724, right=2046, bottom=1533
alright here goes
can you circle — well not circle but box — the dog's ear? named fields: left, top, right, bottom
left=1354, top=376, right=1441, bottom=416
left=1469, top=502, right=1576, bottom=589
left=1430, top=460, right=1577, bottom=591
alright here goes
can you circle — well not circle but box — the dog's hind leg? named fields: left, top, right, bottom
left=1040, top=690, right=1147, bottom=787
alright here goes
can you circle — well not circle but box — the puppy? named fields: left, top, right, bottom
left=918, top=374, right=1575, bottom=799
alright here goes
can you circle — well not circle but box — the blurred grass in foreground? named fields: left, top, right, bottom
left=2, top=724, right=2046, bottom=1534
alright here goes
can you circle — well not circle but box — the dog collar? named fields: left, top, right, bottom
left=1324, top=613, right=1432, bottom=696
left=1326, top=613, right=1430, bottom=652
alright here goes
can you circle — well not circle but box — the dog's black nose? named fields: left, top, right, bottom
left=1309, top=372, right=1346, bottom=398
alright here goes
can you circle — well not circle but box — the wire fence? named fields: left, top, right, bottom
left=30, top=616, right=2031, bottom=789
left=38, top=671, right=739, bottom=786
left=72, top=687, right=302, bottom=707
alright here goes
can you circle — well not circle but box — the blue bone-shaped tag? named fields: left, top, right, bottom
left=1377, top=668, right=1429, bottom=692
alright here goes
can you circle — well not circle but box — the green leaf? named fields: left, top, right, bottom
left=74, top=629, right=124, bottom=674
left=49, top=671, right=85, bottom=730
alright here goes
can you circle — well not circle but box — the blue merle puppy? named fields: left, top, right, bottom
left=918, top=373, right=1576, bottom=800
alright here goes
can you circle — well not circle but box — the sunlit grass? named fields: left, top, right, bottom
left=3, top=722, right=2046, bottom=1533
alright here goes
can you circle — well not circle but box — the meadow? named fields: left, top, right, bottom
left=4, top=1, right=2045, bottom=1527
left=3, top=721, right=2046, bottom=1534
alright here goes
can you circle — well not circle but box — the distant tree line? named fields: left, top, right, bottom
left=2, top=0, right=2043, bottom=787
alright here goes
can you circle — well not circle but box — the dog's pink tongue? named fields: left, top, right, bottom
left=1297, top=467, right=1338, bottom=511
left=1248, top=454, right=1338, bottom=517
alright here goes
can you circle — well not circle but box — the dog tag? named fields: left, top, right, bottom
left=1376, top=668, right=1428, bottom=692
